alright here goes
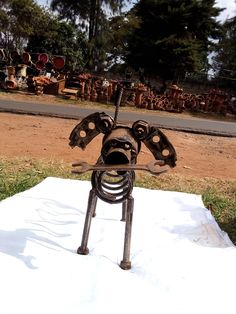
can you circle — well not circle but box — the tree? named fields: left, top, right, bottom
left=50, top=0, right=132, bottom=70
left=213, top=16, right=236, bottom=90
left=0, top=0, right=87, bottom=71
left=27, top=19, right=87, bottom=71
left=105, top=11, right=139, bottom=67
left=50, top=0, right=130, bottom=40
left=126, top=0, right=223, bottom=81
left=0, top=0, right=47, bottom=50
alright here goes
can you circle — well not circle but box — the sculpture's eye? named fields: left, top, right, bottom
left=162, top=149, right=170, bottom=157
left=88, top=122, right=95, bottom=130
left=152, top=135, right=160, bottom=143
left=79, top=130, right=86, bottom=138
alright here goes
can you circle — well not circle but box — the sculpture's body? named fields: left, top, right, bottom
left=69, top=87, right=177, bottom=269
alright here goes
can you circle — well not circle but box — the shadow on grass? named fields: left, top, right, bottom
left=218, top=218, right=236, bottom=245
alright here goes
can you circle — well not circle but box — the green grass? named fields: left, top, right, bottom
left=0, top=157, right=235, bottom=244
left=0, top=158, right=89, bottom=200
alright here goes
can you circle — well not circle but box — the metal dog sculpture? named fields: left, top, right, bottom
left=69, top=86, right=177, bottom=269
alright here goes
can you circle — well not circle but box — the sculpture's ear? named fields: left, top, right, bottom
left=69, top=112, right=114, bottom=150
left=132, top=120, right=177, bottom=167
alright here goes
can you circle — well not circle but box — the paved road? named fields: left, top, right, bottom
left=0, top=98, right=235, bottom=137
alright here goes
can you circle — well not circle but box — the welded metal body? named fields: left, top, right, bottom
left=69, top=87, right=177, bottom=270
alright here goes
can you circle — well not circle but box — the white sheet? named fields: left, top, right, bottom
left=0, top=177, right=235, bottom=314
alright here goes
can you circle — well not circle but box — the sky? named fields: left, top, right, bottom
left=37, top=0, right=236, bottom=22
left=216, top=0, right=236, bottom=21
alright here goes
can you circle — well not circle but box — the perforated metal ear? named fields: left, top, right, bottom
left=132, top=120, right=176, bottom=168
left=142, top=126, right=177, bottom=167
left=69, top=112, right=114, bottom=150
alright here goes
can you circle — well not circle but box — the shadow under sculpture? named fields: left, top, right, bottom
left=69, top=90, right=177, bottom=270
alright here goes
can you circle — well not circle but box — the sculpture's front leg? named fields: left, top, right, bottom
left=120, top=195, right=134, bottom=270
left=77, top=188, right=97, bottom=255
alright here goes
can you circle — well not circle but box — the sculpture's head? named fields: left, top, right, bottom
left=101, top=126, right=140, bottom=166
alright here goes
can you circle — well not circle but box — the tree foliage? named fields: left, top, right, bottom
left=0, top=0, right=47, bottom=50
left=0, top=0, right=233, bottom=83
left=50, top=0, right=130, bottom=40
left=213, top=17, right=236, bottom=89
left=126, top=0, right=223, bottom=81
left=106, top=12, right=140, bottom=66
left=50, top=0, right=132, bottom=70
left=0, top=0, right=87, bottom=71
left=27, top=19, right=87, bottom=71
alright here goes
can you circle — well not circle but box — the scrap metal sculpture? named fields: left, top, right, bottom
left=69, top=86, right=177, bottom=270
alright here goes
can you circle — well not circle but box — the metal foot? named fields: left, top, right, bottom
left=120, top=260, right=131, bottom=270
left=120, top=196, right=134, bottom=270
left=77, top=246, right=89, bottom=255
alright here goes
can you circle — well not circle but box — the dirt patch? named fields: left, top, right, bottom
left=0, top=112, right=235, bottom=180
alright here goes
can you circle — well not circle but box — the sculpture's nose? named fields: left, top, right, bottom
left=102, top=127, right=140, bottom=166
left=104, top=141, right=131, bottom=165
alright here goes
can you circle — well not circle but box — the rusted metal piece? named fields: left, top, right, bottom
left=120, top=195, right=134, bottom=270
left=132, top=120, right=176, bottom=167
left=77, top=189, right=97, bottom=255
left=70, top=86, right=177, bottom=270
left=72, top=160, right=167, bottom=175
left=69, top=112, right=114, bottom=150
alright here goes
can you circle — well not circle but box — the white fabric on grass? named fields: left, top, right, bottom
left=0, top=177, right=235, bottom=314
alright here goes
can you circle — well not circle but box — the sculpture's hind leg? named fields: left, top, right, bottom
left=121, top=199, right=127, bottom=221
left=77, top=188, right=97, bottom=255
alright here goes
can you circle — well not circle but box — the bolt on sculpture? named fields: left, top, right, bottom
left=69, top=86, right=177, bottom=270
